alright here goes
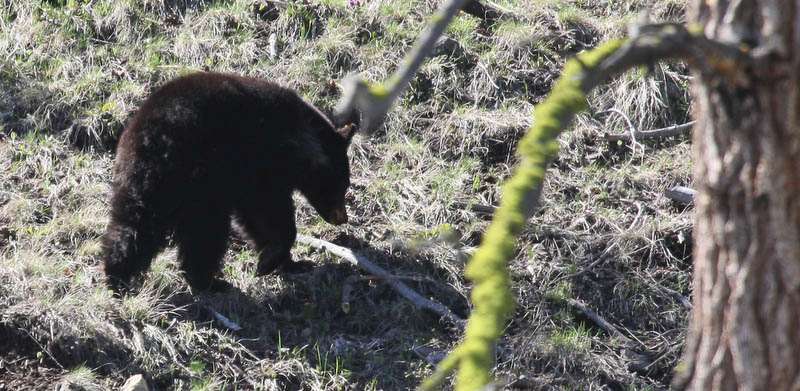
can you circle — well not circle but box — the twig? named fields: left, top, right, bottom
left=568, top=297, right=653, bottom=372
left=267, top=33, right=278, bottom=60
left=553, top=243, right=617, bottom=284
left=567, top=299, right=633, bottom=344
left=665, top=185, right=696, bottom=205
left=341, top=274, right=451, bottom=314
left=21, top=328, right=65, bottom=370
left=208, top=307, right=242, bottom=331
left=296, top=234, right=465, bottom=327
left=335, top=0, right=471, bottom=133
left=605, top=120, right=696, bottom=142
left=627, top=202, right=644, bottom=231
left=453, top=201, right=497, bottom=216
left=643, top=277, right=692, bottom=310
left=598, top=109, right=643, bottom=152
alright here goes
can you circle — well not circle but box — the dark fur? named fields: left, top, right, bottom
left=102, top=72, right=354, bottom=293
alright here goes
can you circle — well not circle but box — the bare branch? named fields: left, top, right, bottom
left=583, top=23, right=751, bottom=91
left=640, top=276, right=693, bottom=310
left=605, top=120, right=696, bottom=142
left=599, top=108, right=643, bottom=151
left=296, top=235, right=465, bottom=327
left=453, top=201, right=497, bottom=217
left=519, top=23, right=746, bottom=224
left=335, top=0, right=471, bottom=133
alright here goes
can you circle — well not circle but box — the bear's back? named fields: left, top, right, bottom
left=117, top=73, right=315, bottom=160
left=132, top=73, right=300, bottom=136
left=112, top=72, right=335, bottom=199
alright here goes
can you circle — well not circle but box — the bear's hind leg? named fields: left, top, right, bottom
left=234, top=195, right=298, bottom=276
left=174, top=207, right=232, bottom=292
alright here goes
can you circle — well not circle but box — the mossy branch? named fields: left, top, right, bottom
left=335, top=0, right=470, bottom=133
left=420, top=23, right=749, bottom=391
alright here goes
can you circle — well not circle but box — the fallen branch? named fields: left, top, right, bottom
left=453, top=201, right=498, bottom=217
left=604, top=120, right=696, bottom=142
left=665, top=185, right=696, bottom=205
left=642, top=277, right=692, bottom=310
left=412, top=345, right=449, bottom=366
left=297, top=234, right=465, bottom=327
left=599, top=108, right=643, bottom=151
left=567, top=299, right=633, bottom=344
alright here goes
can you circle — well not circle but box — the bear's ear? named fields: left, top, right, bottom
left=335, top=123, right=356, bottom=143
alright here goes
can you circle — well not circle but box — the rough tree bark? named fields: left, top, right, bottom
left=675, top=1, right=800, bottom=390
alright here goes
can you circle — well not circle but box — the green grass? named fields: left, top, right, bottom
left=0, top=0, right=692, bottom=389
left=549, top=323, right=593, bottom=353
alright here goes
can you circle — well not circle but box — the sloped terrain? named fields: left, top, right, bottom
left=0, top=0, right=692, bottom=389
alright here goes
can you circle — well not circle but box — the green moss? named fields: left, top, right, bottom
left=368, top=80, right=390, bottom=99
left=422, top=38, right=626, bottom=391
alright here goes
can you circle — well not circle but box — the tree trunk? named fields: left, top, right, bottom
left=675, top=1, right=800, bottom=390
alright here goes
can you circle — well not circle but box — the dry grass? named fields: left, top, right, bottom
left=1, top=0, right=691, bottom=389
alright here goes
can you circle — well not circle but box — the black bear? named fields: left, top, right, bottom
left=102, top=72, right=356, bottom=293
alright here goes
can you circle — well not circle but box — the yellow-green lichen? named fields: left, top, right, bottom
left=368, top=80, right=390, bottom=99
left=421, top=38, right=625, bottom=391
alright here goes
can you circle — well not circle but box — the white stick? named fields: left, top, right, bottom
left=297, top=234, right=465, bottom=327
left=604, top=120, right=696, bottom=142
left=209, top=308, right=243, bottom=331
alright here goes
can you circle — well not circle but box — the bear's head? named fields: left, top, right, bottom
left=296, top=118, right=357, bottom=226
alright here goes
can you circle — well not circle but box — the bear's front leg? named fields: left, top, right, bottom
left=234, top=194, right=298, bottom=276
left=102, top=205, right=169, bottom=295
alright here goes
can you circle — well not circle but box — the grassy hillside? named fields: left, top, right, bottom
left=0, top=0, right=691, bottom=389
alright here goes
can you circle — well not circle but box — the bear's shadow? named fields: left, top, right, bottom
left=41, top=235, right=463, bottom=389
left=173, top=232, right=466, bottom=349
